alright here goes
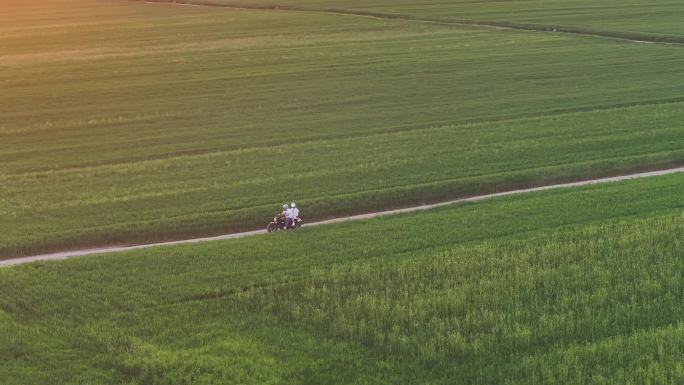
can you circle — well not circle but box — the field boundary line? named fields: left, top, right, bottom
left=3, top=166, right=682, bottom=267
left=138, top=0, right=684, bottom=47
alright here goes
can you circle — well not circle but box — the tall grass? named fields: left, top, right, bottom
left=232, top=216, right=683, bottom=375
left=1, top=174, right=682, bottom=384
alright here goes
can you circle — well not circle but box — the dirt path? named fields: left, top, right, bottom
left=2, top=167, right=682, bottom=267
left=140, top=0, right=684, bottom=47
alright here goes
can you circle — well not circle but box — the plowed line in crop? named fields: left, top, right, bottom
left=2, top=166, right=682, bottom=267
left=139, top=0, right=684, bottom=46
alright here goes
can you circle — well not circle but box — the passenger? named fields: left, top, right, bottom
left=285, top=202, right=299, bottom=229
left=291, top=202, right=299, bottom=220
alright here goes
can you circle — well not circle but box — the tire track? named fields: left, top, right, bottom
left=139, top=0, right=684, bottom=46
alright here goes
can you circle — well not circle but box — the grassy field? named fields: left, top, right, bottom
left=1, top=173, right=682, bottom=384
left=4, top=1, right=683, bottom=383
left=219, top=0, right=684, bottom=38
left=3, top=0, right=684, bottom=258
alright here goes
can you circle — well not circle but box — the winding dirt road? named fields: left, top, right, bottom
left=2, top=167, right=682, bottom=267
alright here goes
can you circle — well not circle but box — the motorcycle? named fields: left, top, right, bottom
left=267, top=213, right=303, bottom=233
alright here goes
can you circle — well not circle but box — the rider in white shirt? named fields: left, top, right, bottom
left=285, top=202, right=299, bottom=229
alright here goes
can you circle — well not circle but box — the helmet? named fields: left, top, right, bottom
left=291, top=202, right=296, bottom=208
left=282, top=204, right=288, bottom=209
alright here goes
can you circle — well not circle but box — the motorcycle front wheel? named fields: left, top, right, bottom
left=267, top=223, right=276, bottom=233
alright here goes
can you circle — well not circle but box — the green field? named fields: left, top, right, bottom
left=1, top=173, right=682, bottom=384
left=228, top=0, right=684, bottom=38
left=4, top=1, right=684, bottom=383
left=2, top=0, right=684, bottom=257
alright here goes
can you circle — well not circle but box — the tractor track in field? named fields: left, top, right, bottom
left=139, top=0, right=684, bottom=47
left=2, top=166, right=682, bottom=267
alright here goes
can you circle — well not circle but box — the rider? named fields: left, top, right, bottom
left=276, top=203, right=288, bottom=225
left=285, top=202, right=299, bottom=229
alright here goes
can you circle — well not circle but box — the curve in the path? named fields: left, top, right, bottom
left=141, top=0, right=684, bottom=46
left=2, top=166, right=682, bottom=267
